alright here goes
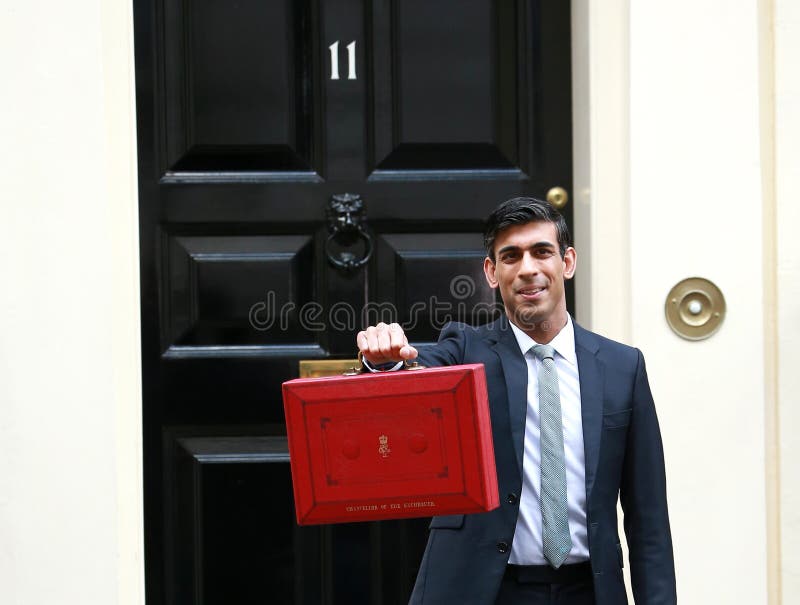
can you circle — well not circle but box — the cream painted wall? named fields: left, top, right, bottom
left=571, top=0, right=631, bottom=343
left=0, top=0, right=143, bottom=604
left=629, top=2, right=768, bottom=602
left=572, top=0, right=793, bottom=603
left=774, top=0, right=800, bottom=600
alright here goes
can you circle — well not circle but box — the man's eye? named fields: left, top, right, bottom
left=536, top=249, right=555, bottom=257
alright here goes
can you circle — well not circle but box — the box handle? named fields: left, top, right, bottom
left=344, top=351, right=426, bottom=375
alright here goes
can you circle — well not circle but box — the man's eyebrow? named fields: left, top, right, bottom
left=496, top=244, right=519, bottom=256
left=496, top=241, right=556, bottom=255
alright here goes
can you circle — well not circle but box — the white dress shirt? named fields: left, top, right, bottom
left=507, top=316, right=590, bottom=565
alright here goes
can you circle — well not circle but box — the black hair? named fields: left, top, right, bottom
left=483, top=196, right=571, bottom=261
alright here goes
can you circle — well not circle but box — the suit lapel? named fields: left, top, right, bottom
left=485, top=317, right=605, bottom=495
left=489, top=317, right=528, bottom=477
left=574, top=322, right=603, bottom=501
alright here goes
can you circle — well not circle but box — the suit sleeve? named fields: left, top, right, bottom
left=415, top=322, right=468, bottom=367
left=620, top=350, right=677, bottom=604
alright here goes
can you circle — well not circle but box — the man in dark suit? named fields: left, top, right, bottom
left=357, top=197, right=676, bottom=604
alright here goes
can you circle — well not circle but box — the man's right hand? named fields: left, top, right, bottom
left=356, top=322, right=418, bottom=366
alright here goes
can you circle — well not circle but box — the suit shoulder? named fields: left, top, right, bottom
left=440, top=319, right=501, bottom=340
left=575, top=323, right=642, bottom=366
left=418, top=321, right=493, bottom=367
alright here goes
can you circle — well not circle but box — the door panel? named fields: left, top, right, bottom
left=166, top=433, right=328, bottom=604
left=134, top=1, right=572, bottom=603
left=369, top=0, right=521, bottom=172
left=375, top=233, right=498, bottom=343
left=162, top=0, right=322, bottom=174
left=163, top=234, right=315, bottom=349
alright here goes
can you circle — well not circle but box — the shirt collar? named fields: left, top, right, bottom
left=508, top=315, right=577, bottom=367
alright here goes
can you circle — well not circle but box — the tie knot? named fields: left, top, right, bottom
left=532, top=344, right=555, bottom=361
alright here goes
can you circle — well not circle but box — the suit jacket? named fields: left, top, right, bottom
left=409, top=316, right=676, bottom=605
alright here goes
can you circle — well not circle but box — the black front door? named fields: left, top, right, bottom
left=133, top=1, right=572, bottom=603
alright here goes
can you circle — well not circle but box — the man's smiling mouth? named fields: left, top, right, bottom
left=518, top=286, right=546, bottom=297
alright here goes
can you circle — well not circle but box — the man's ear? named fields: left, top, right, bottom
left=484, top=257, right=498, bottom=288
left=563, top=247, right=577, bottom=280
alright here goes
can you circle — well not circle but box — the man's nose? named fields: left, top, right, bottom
left=519, top=251, right=538, bottom=275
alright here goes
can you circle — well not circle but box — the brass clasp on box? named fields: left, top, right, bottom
left=299, top=359, right=361, bottom=378
left=297, top=356, right=426, bottom=378
left=664, top=277, right=726, bottom=340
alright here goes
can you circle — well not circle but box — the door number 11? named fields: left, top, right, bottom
left=329, top=41, right=357, bottom=80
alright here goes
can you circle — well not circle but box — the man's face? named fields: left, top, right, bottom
left=483, top=221, right=576, bottom=336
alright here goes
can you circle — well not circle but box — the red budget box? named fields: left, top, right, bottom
left=282, top=363, right=499, bottom=525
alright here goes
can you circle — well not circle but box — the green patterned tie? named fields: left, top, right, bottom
left=533, top=344, right=572, bottom=568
